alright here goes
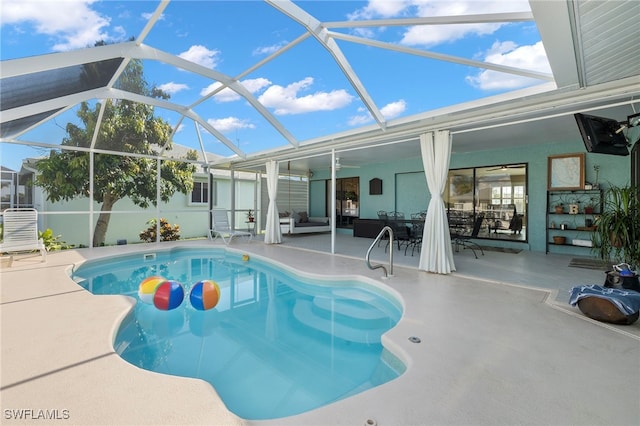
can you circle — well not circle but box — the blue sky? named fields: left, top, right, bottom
left=1, top=0, right=552, bottom=170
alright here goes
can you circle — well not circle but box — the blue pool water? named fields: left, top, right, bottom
left=71, top=248, right=405, bottom=420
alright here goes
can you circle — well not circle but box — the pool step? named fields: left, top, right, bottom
left=293, top=299, right=389, bottom=344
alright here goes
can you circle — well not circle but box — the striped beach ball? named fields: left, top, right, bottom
left=190, top=280, right=221, bottom=311
left=138, top=276, right=166, bottom=304
left=153, top=280, right=184, bottom=311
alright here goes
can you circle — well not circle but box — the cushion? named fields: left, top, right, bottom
left=298, top=211, right=309, bottom=223
left=278, top=211, right=290, bottom=218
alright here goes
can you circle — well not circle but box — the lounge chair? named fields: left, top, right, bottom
left=0, top=208, right=47, bottom=262
left=208, top=209, right=252, bottom=245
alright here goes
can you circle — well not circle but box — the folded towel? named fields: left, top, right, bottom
left=569, top=284, right=640, bottom=316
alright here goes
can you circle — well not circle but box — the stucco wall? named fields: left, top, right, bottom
left=309, top=137, right=631, bottom=254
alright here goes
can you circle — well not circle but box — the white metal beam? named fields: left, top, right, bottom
left=529, top=0, right=581, bottom=88
left=0, top=42, right=139, bottom=78
left=267, top=0, right=386, bottom=129
left=330, top=31, right=553, bottom=81
left=324, top=12, right=534, bottom=28
left=135, top=44, right=299, bottom=148
left=136, top=0, right=170, bottom=45
left=109, top=88, right=245, bottom=157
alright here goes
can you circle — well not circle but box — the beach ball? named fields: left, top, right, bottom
left=189, top=280, right=221, bottom=311
left=153, top=280, right=184, bottom=311
left=138, top=276, right=166, bottom=304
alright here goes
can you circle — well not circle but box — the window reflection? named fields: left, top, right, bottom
left=446, top=164, right=527, bottom=242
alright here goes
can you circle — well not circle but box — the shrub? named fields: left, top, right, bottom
left=139, top=218, right=181, bottom=242
left=38, top=228, right=71, bottom=251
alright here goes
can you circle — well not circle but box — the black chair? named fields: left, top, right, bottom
left=451, top=213, right=485, bottom=259
left=406, top=213, right=425, bottom=256
left=385, top=219, right=411, bottom=253
left=388, top=211, right=405, bottom=220
left=508, top=204, right=523, bottom=234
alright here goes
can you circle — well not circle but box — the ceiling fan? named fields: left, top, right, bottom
left=333, top=157, right=359, bottom=171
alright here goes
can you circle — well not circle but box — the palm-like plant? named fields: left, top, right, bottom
left=592, top=185, right=640, bottom=269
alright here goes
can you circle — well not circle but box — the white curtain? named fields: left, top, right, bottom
left=264, top=160, right=282, bottom=244
left=418, top=130, right=456, bottom=274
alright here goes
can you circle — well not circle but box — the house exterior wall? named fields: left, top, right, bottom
left=309, top=137, right=631, bottom=254
left=26, top=172, right=259, bottom=247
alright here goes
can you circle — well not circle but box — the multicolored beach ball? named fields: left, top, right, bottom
left=138, top=276, right=166, bottom=304
left=153, top=280, right=185, bottom=311
left=189, top=280, right=221, bottom=311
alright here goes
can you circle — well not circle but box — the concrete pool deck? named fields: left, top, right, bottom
left=1, top=237, right=639, bottom=425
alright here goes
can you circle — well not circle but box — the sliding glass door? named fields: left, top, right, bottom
left=446, top=164, right=527, bottom=242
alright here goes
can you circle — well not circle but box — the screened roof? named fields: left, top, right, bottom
left=1, top=0, right=639, bottom=172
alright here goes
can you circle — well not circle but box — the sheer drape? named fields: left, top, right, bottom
left=418, top=130, right=456, bottom=274
left=264, top=160, right=282, bottom=244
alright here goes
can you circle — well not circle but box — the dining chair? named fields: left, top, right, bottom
left=451, top=213, right=485, bottom=258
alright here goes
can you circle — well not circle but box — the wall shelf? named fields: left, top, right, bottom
left=546, top=189, right=601, bottom=254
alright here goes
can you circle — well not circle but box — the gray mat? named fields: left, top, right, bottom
left=479, top=246, right=523, bottom=254
left=568, top=257, right=610, bottom=270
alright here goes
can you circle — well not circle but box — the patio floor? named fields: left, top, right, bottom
left=1, top=234, right=639, bottom=425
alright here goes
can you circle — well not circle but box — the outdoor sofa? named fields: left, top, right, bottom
left=279, top=211, right=331, bottom=234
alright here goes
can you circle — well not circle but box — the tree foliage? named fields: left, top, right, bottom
left=35, top=56, right=197, bottom=247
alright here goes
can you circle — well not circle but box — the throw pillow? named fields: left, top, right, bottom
left=299, top=211, right=309, bottom=223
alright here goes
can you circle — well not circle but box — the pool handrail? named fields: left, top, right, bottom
left=366, top=226, right=394, bottom=278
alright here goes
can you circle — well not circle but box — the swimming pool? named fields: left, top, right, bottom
left=71, top=247, right=405, bottom=420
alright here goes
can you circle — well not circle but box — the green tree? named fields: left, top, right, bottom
left=35, top=56, right=197, bottom=247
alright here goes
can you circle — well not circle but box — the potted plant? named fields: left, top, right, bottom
left=584, top=197, right=596, bottom=215
left=554, top=202, right=564, bottom=214
left=591, top=185, right=640, bottom=285
left=246, top=210, right=254, bottom=223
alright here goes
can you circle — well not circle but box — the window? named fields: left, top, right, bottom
left=191, top=181, right=208, bottom=204
left=446, top=163, right=527, bottom=242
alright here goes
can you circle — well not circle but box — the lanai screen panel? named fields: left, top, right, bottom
left=0, top=58, right=124, bottom=138
left=1, top=58, right=123, bottom=110
left=1, top=109, right=63, bottom=139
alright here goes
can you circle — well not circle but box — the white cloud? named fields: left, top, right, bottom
left=348, top=0, right=409, bottom=20
left=253, top=41, right=289, bottom=56
left=207, top=117, right=255, bottom=133
left=401, top=22, right=502, bottom=47
left=158, top=82, right=189, bottom=95
left=241, top=78, right=272, bottom=93
left=1, top=0, right=117, bottom=51
left=380, top=100, right=407, bottom=119
left=258, top=77, right=353, bottom=115
left=465, top=41, right=551, bottom=91
left=200, top=78, right=272, bottom=102
left=178, top=45, right=220, bottom=69
left=141, top=12, right=165, bottom=21
left=348, top=100, right=407, bottom=126
left=200, top=82, right=224, bottom=98
left=348, top=110, right=372, bottom=126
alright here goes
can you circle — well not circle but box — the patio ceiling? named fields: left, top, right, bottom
left=1, top=0, right=639, bottom=174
